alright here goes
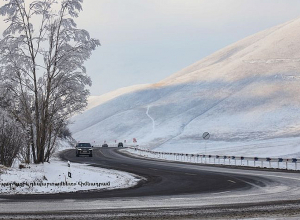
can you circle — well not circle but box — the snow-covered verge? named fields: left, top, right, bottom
left=124, top=146, right=300, bottom=170
left=0, top=141, right=140, bottom=195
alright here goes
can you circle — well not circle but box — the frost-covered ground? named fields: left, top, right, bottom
left=0, top=142, right=140, bottom=195
left=154, top=137, right=300, bottom=158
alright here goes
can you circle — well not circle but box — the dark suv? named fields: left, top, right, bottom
left=118, top=142, right=123, bottom=147
left=76, top=143, right=93, bottom=157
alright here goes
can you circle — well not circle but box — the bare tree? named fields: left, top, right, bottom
left=0, top=0, right=100, bottom=163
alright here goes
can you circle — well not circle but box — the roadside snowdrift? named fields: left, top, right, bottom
left=70, top=18, right=300, bottom=157
left=0, top=142, right=139, bottom=194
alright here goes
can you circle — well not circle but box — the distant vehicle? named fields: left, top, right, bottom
left=76, top=143, right=93, bottom=157
left=102, top=143, right=108, bottom=147
left=118, top=142, right=123, bottom=147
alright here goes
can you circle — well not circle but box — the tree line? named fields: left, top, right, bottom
left=0, top=0, right=99, bottom=166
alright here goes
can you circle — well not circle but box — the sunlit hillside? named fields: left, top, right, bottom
left=70, top=18, right=300, bottom=157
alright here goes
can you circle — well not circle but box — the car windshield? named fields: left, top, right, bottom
left=77, top=143, right=91, bottom=148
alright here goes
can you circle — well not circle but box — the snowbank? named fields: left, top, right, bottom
left=0, top=142, right=140, bottom=195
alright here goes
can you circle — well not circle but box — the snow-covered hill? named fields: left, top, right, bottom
left=86, top=84, right=150, bottom=111
left=69, top=18, right=300, bottom=157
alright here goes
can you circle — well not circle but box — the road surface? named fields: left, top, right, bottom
left=1, top=147, right=300, bottom=219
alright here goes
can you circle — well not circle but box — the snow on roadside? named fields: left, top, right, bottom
left=0, top=141, right=141, bottom=195
left=152, top=137, right=300, bottom=158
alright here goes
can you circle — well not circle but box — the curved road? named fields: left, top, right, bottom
left=1, top=147, right=300, bottom=219
left=62, top=147, right=262, bottom=198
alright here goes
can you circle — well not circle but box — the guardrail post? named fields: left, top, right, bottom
left=254, top=157, right=258, bottom=167
left=266, top=158, right=271, bottom=168
left=292, top=158, right=297, bottom=170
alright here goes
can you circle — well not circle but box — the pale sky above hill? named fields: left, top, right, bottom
left=2, top=0, right=300, bottom=95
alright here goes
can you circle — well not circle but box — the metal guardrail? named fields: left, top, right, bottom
left=126, top=147, right=299, bottom=170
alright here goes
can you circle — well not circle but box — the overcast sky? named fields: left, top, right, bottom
left=4, top=0, right=300, bottom=95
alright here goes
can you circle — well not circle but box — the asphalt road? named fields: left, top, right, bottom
left=61, top=147, right=262, bottom=198
left=1, top=147, right=300, bottom=219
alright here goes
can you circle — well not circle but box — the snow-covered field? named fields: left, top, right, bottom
left=154, top=137, right=300, bottom=158
left=0, top=142, right=140, bottom=195
left=70, top=18, right=300, bottom=158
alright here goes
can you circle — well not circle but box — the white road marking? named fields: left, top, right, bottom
left=212, top=191, right=231, bottom=195
left=184, top=173, right=197, bottom=176
left=149, top=168, right=158, bottom=171
left=172, top=163, right=300, bottom=181
left=227, top=180, right=236, bottom=183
